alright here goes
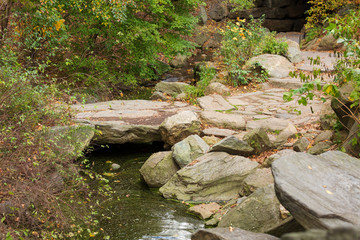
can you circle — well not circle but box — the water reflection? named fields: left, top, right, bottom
left=88, top=144, right=203, bottom=240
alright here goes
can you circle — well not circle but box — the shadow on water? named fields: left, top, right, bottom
left=87, top=143, right=204, bottom=240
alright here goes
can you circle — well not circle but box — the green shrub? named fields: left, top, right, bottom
left=185, top=64, right=216, bottom=102
left=219, top=16, right=287, bottom=86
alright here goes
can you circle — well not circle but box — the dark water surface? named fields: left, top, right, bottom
left=88, top=144, right=203, bottom=240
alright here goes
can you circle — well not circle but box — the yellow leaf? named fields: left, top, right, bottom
left=326, top=190, right=333, bottom=195
left=308, top=165, right=312, bottom=170
left=54, top=19, right=65, bottom=31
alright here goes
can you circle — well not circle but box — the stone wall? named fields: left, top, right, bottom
left=210, top=0, right=309, bottom=32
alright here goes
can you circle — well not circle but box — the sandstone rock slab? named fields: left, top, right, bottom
left=160, top=152, right=259, bottom=201
left=200, top=111, right=246, bottom=130
left=272, top=151, right=360, bottom=229
left=210, top=136, right=254, bottom=156
left=198, top=95, right=235, bottom=111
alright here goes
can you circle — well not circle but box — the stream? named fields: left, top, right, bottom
left=88, top=143, right=204, bottom=240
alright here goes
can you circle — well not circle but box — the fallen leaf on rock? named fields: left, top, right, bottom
left=326, top=190, right=333, bottom=195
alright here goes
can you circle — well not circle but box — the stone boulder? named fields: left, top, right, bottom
left=198, top=95, right=235, bottom=111
left=246, top=54, right=295, bottom=78
left=188, top=202, right=221, bottom=219
left=154, top=81, right=189, bottom=97
left=281, top=227, right=360, bottom=240
left=285, top=40, right=302, bottom=63
left=159, top=152, right=259, bottom=201
left=317, top=34, right=343, bottom=51
left=200, top=111, right=246, bottom=130
left=139, top=151, right=180, bottom=188
left=273, top=123, right=297, bottom=146
left=198, top=5, right=208, bottom=26
left=307, top=142, right=332, bottom=155
left=218, top=185, right=288, bottom=233
left=150, top=91, right=169, bottom=101
left=172, top=135, right=210, bottom=168
left=209, top=2, right=229, bottom=21
left=272, top=151, right=360, bottom=229
left=210, top=136, right=254, bottom=156
left=205, top=82, right=231, bottom=95
left=239, top=168, right=274, bottom=196
left=159, top=111, right=201, bottom=146
left=293, top=137, right=310, bottom=152
left=243, top=128, right=272, bottom=153
left=191, top=228, right=279, bottom=240
left=262, top=149, right=295, bottom=168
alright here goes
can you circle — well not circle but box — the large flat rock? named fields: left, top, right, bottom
left=197, top=95, right=235, bottom=111
left=159, top=152, right=259, bottom=201
left=72, top=100, right=198, bottom=144
left=272, top=151, right=360, bottom=229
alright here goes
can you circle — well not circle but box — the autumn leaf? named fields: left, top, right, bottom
left=55, top=19, right=65, bottom=31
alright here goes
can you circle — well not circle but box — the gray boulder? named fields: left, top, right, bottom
left=239, top=168, right=274, bottom=196
left=172, top=135, right=210, bottom=168
left=293, top=137, right=310, bottom=152
left=263, top=149, right=296, bottom=168
left=200, top=111, right=245, bottom=130
left=274, top=123, right=297, bottom=146
left=155, top=81, right=189, bottom=96
left=198, top=5, right=208, bottom=26
left=243, top=128, right=272, bottom=153
left=205, top=82, right=231, bottom=95
left=314, top=130, right=334, bottom=144
left=209, top=2, right=229, bottom=21
left=150, top=91, right=169, bottom=101
left=246, top=54, right=295, bottom=78
left=188, top=202, right=221, bottom=219
left=198, top=95, right=235, bottom=111
left=281, top=227, right=360, bottom=240
left=218, top=185, right=288, bottom=233
left=210, top=136, right=254, bottom=156
left=272, top=151, right=360, bottom=229
left=159, top=111, right=201, bottom=146
left=139, top=151, right=180, bottom=188
left=307, top=142, right=332, bottom=155
left=317, top=34, right=342, bottom=51
left=285, top=40, right=302, bottom=63
left=191, top=228, right=279, bottom=240
left=159, top=152, right=259, bottom=201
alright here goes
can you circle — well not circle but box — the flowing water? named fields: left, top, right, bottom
left=88, top=144, right=204, bottom=240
